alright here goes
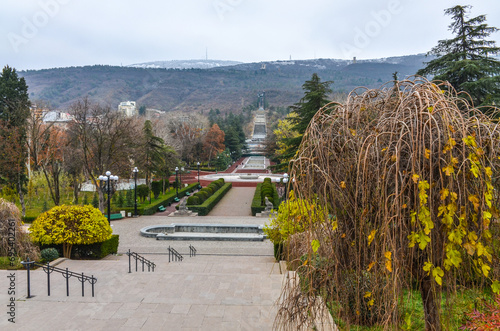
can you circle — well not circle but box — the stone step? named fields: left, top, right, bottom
left=155, top=232, right=266, bottom=241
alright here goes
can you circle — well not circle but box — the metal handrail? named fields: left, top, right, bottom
left=189, top=244, right=197, bottom=257
left=168, top=246, right=183, bottom=262
left=126, top=249, right=156, bottom=273
left=20, top=258, right=96, bottom=298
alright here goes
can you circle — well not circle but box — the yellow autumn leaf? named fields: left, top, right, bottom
left=367, top=229, right=377, bottom=245
left=367, top=299, right=374, bottom=306
left=412, top=174, right=419, bottom=183
left=385, top=260, right=392, bottom=273
left=482, top=263, right=491, bottom=277
left=340, top=181, right=346, bottom=189
left=440, top=188, right=449, bottom=200
left=350, top=128, right=356, bottom=136
left=364, top=291, right=372, bottom=298
left=385, top=251, right=393, bottom=272
left=367, top=261, right=375, bottom=271
left=424, top=148, right=430, bottom=159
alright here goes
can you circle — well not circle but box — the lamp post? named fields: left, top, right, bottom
left=197, top=162, right=200, bottom=188
left=175, top=167, right=179, bottom=198
left=180, top=167, right=184, bottom=189
left=98, top=171, right=119, bottom=224
left=283, top=173, right=289, bottom=201
left=133, top=167, right=138, bottom=217
left=275, top=177, right=282, bottom=201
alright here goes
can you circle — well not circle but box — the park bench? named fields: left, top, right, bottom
left=108, top=213, right=123, bottom=220
left=185, top=192, right=191, bottom=196
left=158, top=205, right=166, bottom=212
left=173, top=197, right=180, bottom=202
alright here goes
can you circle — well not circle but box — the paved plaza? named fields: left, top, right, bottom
left=0, top=188, right=289, bottom=330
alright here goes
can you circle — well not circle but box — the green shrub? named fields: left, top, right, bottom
left=137, top=184, right=149, bottom=202
left=187, top=195, right=200, bottom=205
left=72, top=234, right=119, bottom=259
left=186, top=183, right=232, bottom=215
left=151, top=181, right=162, bottom=199
left=117, top=191, right=125, bottom=207
left=141, top=183, right=198, bottom=215
left=125, top=189, right=134, bottom=207
left=197, top=191, right=209, bottom=202
left=41, top=248, right=59, bottom=262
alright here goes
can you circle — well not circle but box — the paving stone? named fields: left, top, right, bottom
left=0, top=185, right=297, bottom=330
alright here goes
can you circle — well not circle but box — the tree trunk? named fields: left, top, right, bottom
left=420, top=276, right=441, bottom=331
left=72, top=177, right=80, bottom=204
left=63, top=243, right=73, bottom=258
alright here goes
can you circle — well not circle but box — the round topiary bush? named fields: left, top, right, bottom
left=187, top=195, right=200, bottom=205
left=197, top=191, right=209, bottom=203
left=30, top=205, right=112, bottom=258
left=41, top=247, right=59, bottom=262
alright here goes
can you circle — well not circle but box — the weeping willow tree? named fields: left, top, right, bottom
left=275, top=78, right=500, bottom=330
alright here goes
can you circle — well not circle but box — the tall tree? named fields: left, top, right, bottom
left=417, top=5, right=500, bottom=106
left=203, top=123, right=225, bottom=165
left=277, top=73, right=332, bottom=170
left=0, top=66, right=31, bottom=215
left=139, top=120, right=166, bottom=200
left=68, top=97, right=137, bottom=213
left=36, top=126, right=67, bottom=206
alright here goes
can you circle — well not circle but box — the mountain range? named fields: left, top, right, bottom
left=19, top=54, right=430, bottom=112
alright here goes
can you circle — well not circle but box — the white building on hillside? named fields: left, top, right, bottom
left=118, top=101, right=137, bottom=117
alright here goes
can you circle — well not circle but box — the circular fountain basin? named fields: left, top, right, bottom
left=239, top=174, right=260, bottom=180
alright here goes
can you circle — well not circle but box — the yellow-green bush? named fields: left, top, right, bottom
left=30, top=205, right=112, bottom=258
left=264, top=190, right=328, bottom=245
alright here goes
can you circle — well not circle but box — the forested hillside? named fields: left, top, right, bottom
left=19, top=55, right=429, bottom=112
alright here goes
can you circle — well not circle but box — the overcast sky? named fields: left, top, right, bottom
left=1, top=0, right=499, bottom=70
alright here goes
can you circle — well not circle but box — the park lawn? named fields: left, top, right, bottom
left=330, top=287, right=491, bottom=330
left=0, top=256, right=23, bottom=269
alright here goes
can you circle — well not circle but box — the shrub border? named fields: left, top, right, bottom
left=186, top=182, right=232, bottom=216
left=251, top=182, right=280, bottom=216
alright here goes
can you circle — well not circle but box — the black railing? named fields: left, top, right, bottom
left=189, top=244, right=197, bottom=257
left=126, top=249, right=156, bottom=273
left=20, top=258, right=96, bottom=298
left=168, top=246, right=183, bottom=262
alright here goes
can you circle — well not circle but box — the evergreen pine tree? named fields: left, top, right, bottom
left=278, top=73, right=332, bottom=169
left=417, top=5, right=500, bottom=106
left=117, top=191, right=125, bottom=207
left=125, top=189, right=134, bottom=207
left=0, top=66, right=31, bottom=215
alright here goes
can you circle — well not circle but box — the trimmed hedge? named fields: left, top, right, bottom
left=186, top=182, right=232, bottom=216
left=119, top=183, right=199, bottom=215
left=251, top=181, right=280, bottom=216
left=40, top=234, right=119, bottom=259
